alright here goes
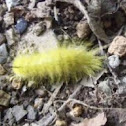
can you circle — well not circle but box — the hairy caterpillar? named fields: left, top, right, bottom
left=13, top=46, right=102, bottom=83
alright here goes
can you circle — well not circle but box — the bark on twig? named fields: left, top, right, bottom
left=42, top=84, right=84, bottom=126
left=42, top=83, right=63, bottom=114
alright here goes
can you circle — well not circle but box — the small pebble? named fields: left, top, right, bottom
left=35, top=89, right=47, bottom=97
left=0, top=34, right=6, bottom=45
left=28, top=80, right=36, bottom=87
left=36, top=113, right=52, bottom=125
left=23, top=100, right=29, bottom=108
left=22, top=85, right=27, bottom=94
left=4, top=108, right=15, bottom=125
left=28, top=0, right=36, bottom=9
left=0, top=90, right=11, bottom=106
left=117, top=85, right=126, bottom=95
left=64, top=34, right=69, bottom=40
left=44, top=18, right=52, bottom=29
left=70, top=105, right=83, bottom=117
left=0, top=64, right=6, bottom=75
left=34, top=98, right=43, bottom=110
left=27, top=105, right=37, bottom=120
left=31, top=123, right=39, bottom=126
left=57, top=35, right=64, bottom=41
left=32, top=22, right=46, bottom=36
left=23, top=123, right=30, bottom=126
left=6, top=28, right=19, bottom=46
left=12, top=105, right=27, bottom=122
left=0, top=43, right=8, bottom=64
left=0, top=5, right=5, bottom=16
left=108, top=55, right=120, bottom=69
left=4, top=12, right=14, bottom=27
left=76, top=20, right=91, bottom=39
left=5, top=0, right=19, bottom=11
left=31, top=2, right=51, bottom=18
left=10, top=95, right=18, bottom=105
left=108, top=36, right=126, bottom=57
left=121, top=77, right=126, bottom=84
left=98, top=80, right=112, bottom=96
left=55, top=120, right=67, bottom=126
left=12, top=78, right=22, bottom=90
left=25, top=12, right=36, bottom=22
left=15, top=18, right=28, bottom=34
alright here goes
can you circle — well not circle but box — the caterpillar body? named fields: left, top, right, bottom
left=13, top=46, right=102, bottom=83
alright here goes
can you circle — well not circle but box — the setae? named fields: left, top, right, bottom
left=12, top=45, right=102, bottom=83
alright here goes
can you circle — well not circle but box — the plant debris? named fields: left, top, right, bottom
left=0, top=0, right=126, bottom=126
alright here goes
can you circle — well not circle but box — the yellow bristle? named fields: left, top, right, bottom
left=13, top=46, right=102, bottom=83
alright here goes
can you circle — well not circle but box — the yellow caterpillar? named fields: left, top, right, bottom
left=13, top=46, right=102, bottom=83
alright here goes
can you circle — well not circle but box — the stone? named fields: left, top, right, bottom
left=31, top=9, right=50, bottom=19
left=0, top=5, right=5, bottom=16
left=76, top=20, right=91, bottom=39
left=121, top=77, right=126, bottom=84
left=21, top=85, right=27, bottom=94
left=30, top=2, right=51, bottom=18
left=22, top=30, right=58, bottom=53
left=4, top=108, right=15, bottom=125
left=69, top=105, right=83, bottom=117
left=27, top=105, right=37, bottom=120
left=57, top=35, right=64, bottom=41
left=31, top=123, right=39, bottom=126
left=36, top=113, right=53, bottom=126
left=23, top=123, right=30, bottom=126
left=16, top=29, right=58, bottom=60
left=98, top=80, right=112, bottom=96
left=32, top=22, right=46, bottom=36
left=117, top=77, right=126, bottom=95
left=12, top=78, right=22, bottom=89
left=6, top=28, right=19, bottom=46
left=0, top=64, right=6, bottom=75
left=0, top=76, right=8, bottom=89
left=117, top=85, right=126, bottom=95
left=10, top=92, right=18, bottom=105
left=45, top=0, right=52, bottom=6
left=23, top=100, right=29, bottom=108
left=25, top=12, right=36, bottom=22
left=3, top=12, right=14, bottom=27
left=0, top=34, right=6, bottom=45
left=0, top=43, right=8, bottom=64
left=55, top=120, right=67, bottom=126
left=108, top=36, right=126, bottom=57
left=44, top=18, right=52, bottom=29
left=27, top=81, right=36, bottom=87
left=5, top=0, right=19, bottom=11
left=28, top=0, right=36, bottom=9
left=35, top=89, right=47, bottom=97
left=15, top=18, right=28, bottom=34
left=108, top=55, right=120, bottom=69
left=12, top=105, right=27, bottom=122
left=34, top=98, right=43, bottom=110
left=0, top=90, right=11, bottom=106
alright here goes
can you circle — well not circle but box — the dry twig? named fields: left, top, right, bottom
left=42, top=83, right=64, bottom=114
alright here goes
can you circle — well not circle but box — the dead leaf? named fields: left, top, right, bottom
left=72, top=112, right=107, bottom=126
